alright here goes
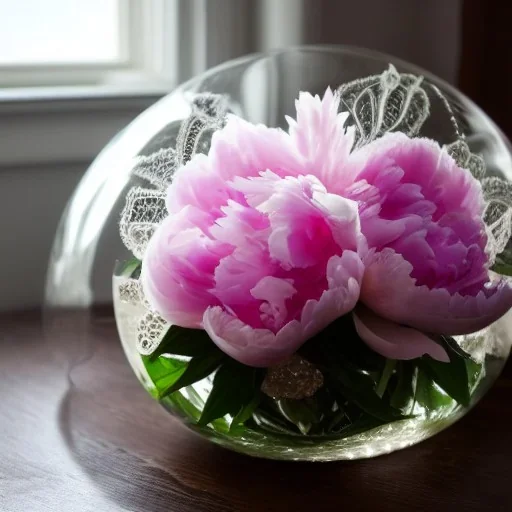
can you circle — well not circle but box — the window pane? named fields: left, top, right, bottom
left=0, top=0, right=120, bottom=65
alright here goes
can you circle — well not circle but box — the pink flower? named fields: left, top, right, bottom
left=142, top=90, right=365, bottom=366
left=142, top=87, right=512, bottom=366
left=347, top=133, right=512, bottom=361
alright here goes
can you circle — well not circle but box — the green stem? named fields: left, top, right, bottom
left=376, top=359, right=397, bottom=398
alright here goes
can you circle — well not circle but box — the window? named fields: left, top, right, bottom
left=0, top=0, right=176, bottom=89
left=0, top=0, right=121, bottom=65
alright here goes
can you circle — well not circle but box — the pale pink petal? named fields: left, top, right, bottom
left=167, top=113, right=307, bottom=218
left=346, top=132, right=484, bottom=220
left=300, top=252, right=364, bottom=338
left=361, top=248, right=512, bottom=335
left=141, top=207, right=233, bottom=327
left=209, top=217, right=280, bottom=329
left=209, top=181, right=365, bottom=333
left=167, top=154, right=237, bottom=216
left=209, top=199, right=270, bottom=248
left=234, top=172, right=363, bottom=269
left=230, top=169, right=281, bottom=209
left=353, top=305, right=449, bottom=362
left=210, top=115, right=303, bottom=182
left=203, top=306, right=303, bottom=367
left=287, top=88, right=356, bottom=192
left=250, top=276, right=296, bottom=331
left=311, top=188, right=365, bottom=255
left=204, top=252, right=365, bottom=366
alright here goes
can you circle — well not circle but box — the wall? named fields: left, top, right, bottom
left=304, top=0, right=461, bottom=84
left=0, top=164, right=84, bottom=309
left=0, top=97, right=158, bottom=310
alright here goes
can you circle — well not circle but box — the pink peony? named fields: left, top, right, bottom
left=142, top=87, right=512, bottom=366
left=347, top=132, right=512, bottom=361
left=142, top=90, right=365, bottom=366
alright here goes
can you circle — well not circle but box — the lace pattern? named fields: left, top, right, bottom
left=338, top=64, right=510, bottom=267
left=117, top=93, right=229, bottom=353
left=119, top=187, right=167, bottom=260
left=338, top=64, right=430, bottom=149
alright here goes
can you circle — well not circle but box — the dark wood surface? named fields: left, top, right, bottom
left=1, top=310, right=512, bottom=512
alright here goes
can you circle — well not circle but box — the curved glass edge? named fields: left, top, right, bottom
left=113, top=273, right=511, bottom=461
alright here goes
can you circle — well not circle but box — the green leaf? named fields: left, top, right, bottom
left=325, top=364, right=407, bottom=422
left=143, top=349, right=225, bottom=399
left=198, top=360, right=264, bottom=427
left=491, top=261, right=512, bottom=277
left=150, top=325, right=218, bottom=360
left=302, top=314, right=385, bottom=371
left=166, top=350, right=226, bottom=395
left=432, top=334, right=472, bottom=360
left=275, top=398, right=323, bottom=435
left=492, top=245, right=512, bottom=276
left=419, top=354, right=470, bottom=407
left=390, top=362, right=416, bottom=411
left=144, top=325, right=225, bottom=398
left=230, top=393, right=262, bottom=432
left=250, top=408, right=306, bottom=436
left=415, top=368, right=453, bottom=410
left=422, top=333, right=483, bottom=407
left=142, top=355, right=188, bottom=399
left=117, top=257, right=142, bottom=278
left=299, top=314, right=406, bottom=422
left=334, top=414, right=389, bottom=438
left=466, top=358, right=484, bottom=390
left=375, top=359, right=397, bottom=398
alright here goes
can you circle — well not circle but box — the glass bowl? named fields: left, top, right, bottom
left=45, top=46, right=512, bottom=461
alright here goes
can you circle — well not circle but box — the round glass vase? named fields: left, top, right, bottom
left=46, top=46, right=512, bottom=461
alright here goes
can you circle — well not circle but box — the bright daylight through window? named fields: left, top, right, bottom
left=0, top=0, right=121, bottom=65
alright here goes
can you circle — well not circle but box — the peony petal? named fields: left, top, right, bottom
left=204, top=252, right=365, bottom=366
left=167, top=154, right=237, bottom=216
left=234, top=172, right=363, bottom=269
left=361, top=248, right=512, bottom=335
left=287, top=88, right=356, bottom=193
left=250, top=276, right=296, bottom=331
left=141, top=208, right=232, bottom=327
left=210, top=115, right=303, bottom=182
left=300, top=252, right=364, bottom=338
left=353, top=305, right=449, bottom=362
left=345, top=132, right=491, bottom=295
left=203, top=306, right=304, bottom=367
left=209, top=199, right=270, bottom=248
left=346, top=132, right=485, bottom=221
left=167, top=115, right=303, bottom=216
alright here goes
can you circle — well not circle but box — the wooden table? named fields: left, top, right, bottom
left=1, top=309, right=511, bottom=512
